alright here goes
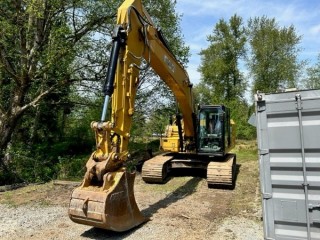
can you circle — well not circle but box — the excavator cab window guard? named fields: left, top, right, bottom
left=198, top=106, right=225, bottom=155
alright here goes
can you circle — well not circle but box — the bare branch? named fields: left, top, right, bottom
left=19, top=84, right=57, bottom=114
left=71, top=14, right=116, bottom=43
left=72, top=1, right=77, bottom=33
left=0, top=46, right=19, bottom=84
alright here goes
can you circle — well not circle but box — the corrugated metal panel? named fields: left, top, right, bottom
left=255, top=89, right=320, bottom=240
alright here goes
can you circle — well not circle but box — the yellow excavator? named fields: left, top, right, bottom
left=69, top=0, right=236, bottom=232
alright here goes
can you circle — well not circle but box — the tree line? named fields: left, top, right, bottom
left=0, top=0, right=187, bottom=184
left=0, top=1, right=319, bottom=184
left=196, top=14, right=319, bottom=139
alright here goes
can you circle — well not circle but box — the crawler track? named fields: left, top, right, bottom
left=207, top=154, right=236, bottom=187
left=141, top=154, right=173, bottom=183
left=142, top=153, right=237, bottom=188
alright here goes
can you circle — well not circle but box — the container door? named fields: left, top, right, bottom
left=256, top=90, right=320, bottom=240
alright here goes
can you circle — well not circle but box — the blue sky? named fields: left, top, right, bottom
left=176, top=0, right=320, bottom=84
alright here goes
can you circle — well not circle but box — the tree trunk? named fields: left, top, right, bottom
left=0, top=85, right=27, bottom=167
left=0, top=111, right=24, bottom=184
left=0, top=114, right=21, bottom=158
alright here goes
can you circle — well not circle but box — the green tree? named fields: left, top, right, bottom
left=247, top=16, right=303, bottom=94
left=144, top=0, right=189, bottom=65
left=197, top=15, right=254, bottom=139
left=128, top=0, right=190, bottom=141
left=0, top=0, right=190, bottom=183
left=193, top=82, right=213, bottom=106
left=199, top=14, right=247, bottom=103
left=0, top=0, right=116, bottom=183
left=304, top=54, right=320, bottom=89
left=146, top=104, right=176, bottom=137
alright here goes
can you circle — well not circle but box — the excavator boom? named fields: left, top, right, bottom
left=69, top=0, right=195, bottom=231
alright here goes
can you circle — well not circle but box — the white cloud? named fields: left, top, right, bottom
left=176, top=0, right=320, bottom=68
left=177, top=0, right=246, bottom=17
left=178, top=0, right=316, bottom=24
left=309, top=24, right=320, bottom=36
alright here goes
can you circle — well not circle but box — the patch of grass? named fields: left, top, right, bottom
left=233, top=139, right=258, bottom=162
left=38, top=199, right=51, bottom=207
left=0, top=191, right=16, bottom=207
left=0, top=182, right=57, bottom=206
left=231, top=140, right=261, bottom=220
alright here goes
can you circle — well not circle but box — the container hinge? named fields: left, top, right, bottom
left=308, top=203, right=320, bottom=210
left=259, top=149, right=269, bottom=155
left=295, top=94, right=303, bottom=110
left=256, top=93, right=266, bottom=112
left=263, top=193, right=272, bottom=199
left=257, top=102, right=266, bottom=112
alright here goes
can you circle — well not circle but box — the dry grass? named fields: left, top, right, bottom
left=0, top=182, right=73, bottom=207
left=0, top=140, right=261, bottom=222
left=231, top=139, right=261, bottom=221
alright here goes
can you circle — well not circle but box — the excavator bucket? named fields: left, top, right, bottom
left=69, top=169, right=146, bottom=232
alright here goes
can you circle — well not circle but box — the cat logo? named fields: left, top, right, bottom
left=164, top=55, right=175, bottom=73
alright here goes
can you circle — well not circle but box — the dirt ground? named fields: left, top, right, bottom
left=0, top=144, right=263, bottom=240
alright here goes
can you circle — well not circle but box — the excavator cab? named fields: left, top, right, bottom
left=198, top=105, right=233, bottom=156
left=143, top=105, right=237, bottom=187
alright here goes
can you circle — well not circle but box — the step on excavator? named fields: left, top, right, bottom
left=69, top=0, right=236, bottom=232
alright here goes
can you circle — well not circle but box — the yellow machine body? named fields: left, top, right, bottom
left=161, top=124, right=181, bottom=152
left=69, top=0, right=237, bottom=232
left=69, top=0, right=195, bottom=232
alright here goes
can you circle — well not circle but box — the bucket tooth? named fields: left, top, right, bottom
left=69, top=169, right=146, bottom=232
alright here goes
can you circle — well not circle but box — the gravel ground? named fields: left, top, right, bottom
left=0, top=176, right=263, bottom=240
left=0, top=204, right=263, bottom=240
left=0, top=145, right=263, bottom=240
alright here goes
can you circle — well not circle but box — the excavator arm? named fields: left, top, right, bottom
left=111, top=0, right=195, bottom=154
left=69, top=0, right=195, bottom=232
